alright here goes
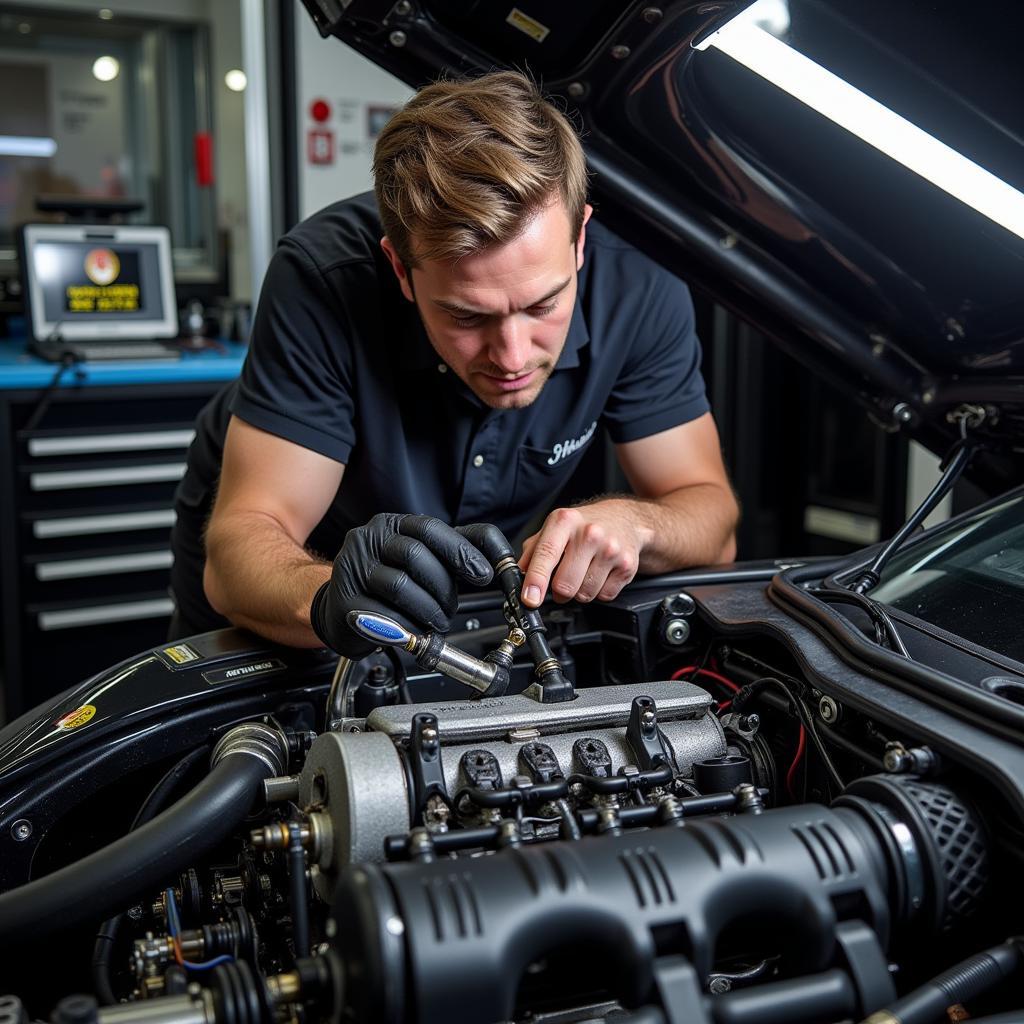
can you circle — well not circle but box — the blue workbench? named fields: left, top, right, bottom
left=0, top=337, right=247, bottom=390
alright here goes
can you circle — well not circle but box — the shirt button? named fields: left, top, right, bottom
left=472, top=454, right=484, bottom=467
left=438, top=363, right=448, bottom=374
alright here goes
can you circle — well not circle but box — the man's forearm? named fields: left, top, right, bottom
left=204, top=511, right=330, bottom=647
left=597, top=484, right=738, bottom=573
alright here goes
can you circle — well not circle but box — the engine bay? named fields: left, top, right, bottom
left=0, top=541, right=1021, bottom=1023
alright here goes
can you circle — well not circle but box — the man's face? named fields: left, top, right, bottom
left=382, top=200, right=593, bottom=409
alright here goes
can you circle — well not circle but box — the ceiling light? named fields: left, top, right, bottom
left=696, top=0, right=1024, bottom=241
left=92, top=55, right=120, bottom=82
left=224, top=69, right=247, bottom=92
left=0, top=135, right=57, bottom=158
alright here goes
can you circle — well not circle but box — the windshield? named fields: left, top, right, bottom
left=871, top=492, right=1024, bottom=662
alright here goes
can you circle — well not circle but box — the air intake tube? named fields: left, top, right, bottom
left=329, top=778, right=988, bottom=1024
left=0, top=722, right=288, bottom=946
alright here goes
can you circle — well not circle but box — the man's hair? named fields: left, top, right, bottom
left=373, top=70, right=588, bottom=268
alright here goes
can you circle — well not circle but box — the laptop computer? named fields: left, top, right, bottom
left=18, top=223, right=182, bottom=362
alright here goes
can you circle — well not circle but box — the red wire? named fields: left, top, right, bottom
left=670, top=665, right=741, bottom=693
left=717, top=700, right=732, bottom=712
left=786, top=724, right=807, bottom=801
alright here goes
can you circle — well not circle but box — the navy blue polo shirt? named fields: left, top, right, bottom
left=170, top=192, right=709, bottom=633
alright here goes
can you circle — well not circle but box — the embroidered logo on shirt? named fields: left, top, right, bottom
left=547, top=421, right=598, bottom=465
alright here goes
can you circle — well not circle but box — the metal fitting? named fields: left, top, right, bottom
left=264, top=775, right=301, bottom=804
left=733, top=783, right=764, bottom=815
left=818, top=695, right=840, bottom=724
left=389, top=29, right=407, bottom=47
left=267, top=972, right=302, bottom=1003
left=211, top=721, right=289, bottom=777
left=663, top=618, right=690, bottom=645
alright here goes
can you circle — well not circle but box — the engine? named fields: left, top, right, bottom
left=0, top=527, right=1019, bottom=1023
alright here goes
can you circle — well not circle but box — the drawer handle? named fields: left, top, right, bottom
left=28, top=430, right=196, bottom=457
left=36, top=550, right=173, bottom=581
left=37, top=597, right=175, bottom=631
left=30, top=463, right=187, bottom=491
left=33, top=509, right=177, bottom=538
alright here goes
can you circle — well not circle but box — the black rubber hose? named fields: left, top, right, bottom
left=92, top=745, right=210, bottom=1004
left=0, top=753, right=272, bottom=946
left=874, top=941, right=1023, bottom=1024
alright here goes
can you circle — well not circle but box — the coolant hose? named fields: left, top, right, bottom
left=0, top=722, right=288, bottom=946
left=861, top=940, right=1023, bottom=1024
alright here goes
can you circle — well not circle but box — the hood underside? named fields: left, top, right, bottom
left=300, top=0, right=1024, bottom=482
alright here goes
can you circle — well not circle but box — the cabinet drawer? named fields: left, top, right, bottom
left=34, top=549, right=173, bottom=581
left=30, top=508, right=177, bottom=539
left=27, top=429, right=195, bottom=458
left=30, top=462, right=187, bottom=491
left=31, top=596, right=175, bottom=632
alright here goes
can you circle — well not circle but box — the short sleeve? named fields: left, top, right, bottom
left=231, top=239, right=363, bottom=464
left=601, top=274, right=710, bottom=444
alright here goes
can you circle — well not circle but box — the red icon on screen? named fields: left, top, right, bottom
left=310, top=98, right=331, bottom=123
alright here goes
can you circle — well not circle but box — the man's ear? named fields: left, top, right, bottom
left=575, top=203, right=594, bottom=272
left=380, top=237, right=415, bottom=302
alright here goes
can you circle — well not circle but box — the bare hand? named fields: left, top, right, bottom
left=518, top=501, right=652, bottom=607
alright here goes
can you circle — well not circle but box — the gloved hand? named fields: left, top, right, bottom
left=310, top=513, right=493, bottom=658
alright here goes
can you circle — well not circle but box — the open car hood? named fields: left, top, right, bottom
left=300, top=0, right=1024, bottom=481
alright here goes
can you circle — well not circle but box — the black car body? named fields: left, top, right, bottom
left=2, top=1, right=1024, bottom=1021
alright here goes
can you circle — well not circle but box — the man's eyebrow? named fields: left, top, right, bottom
left=433, top=277, right=572, bottom=316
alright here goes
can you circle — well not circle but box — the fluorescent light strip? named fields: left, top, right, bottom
left=0, top=135, right=57, bottom=158
left=697, top=13, right=1024, bottom=241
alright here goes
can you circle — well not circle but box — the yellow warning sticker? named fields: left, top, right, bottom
left=506, top=7, right=550, bottom=42
left=56, top=705, right=96, bottom=730
left=163, top=643, right=199, bottom=665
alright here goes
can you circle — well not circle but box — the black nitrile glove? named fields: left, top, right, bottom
left=310, top=513, right=493, bottom=659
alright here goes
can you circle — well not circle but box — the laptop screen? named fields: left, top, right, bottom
left=19, top=224, right=178, bottom=343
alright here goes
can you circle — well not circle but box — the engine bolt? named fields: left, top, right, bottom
left=393, top=0, right=412, bottom=14
left=389, top=30, right=407, bottom=47
left=733, top=783, right=764, bottom=815
left=641, top=709, right=656, bottom=729
left=818, top=695, right=840, bottom=724
left=11, top=819, right=31, bottom=841
left=664, top=618, right=690, bottom=645
left=709, top=977, right=731, bottom=995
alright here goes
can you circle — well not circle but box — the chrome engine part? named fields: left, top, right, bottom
left=299, top=680, right=726, bottom=897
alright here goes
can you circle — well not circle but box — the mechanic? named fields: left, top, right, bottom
left=168, top=71, right=738, bottom=656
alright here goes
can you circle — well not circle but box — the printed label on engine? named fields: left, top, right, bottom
left=56, top=705, right=96, bottom=730
left=162, top=643, right=200, bottom=665
left=506, top=7, right=550, bottom=42
left=202, top=659, right=286, bottom=686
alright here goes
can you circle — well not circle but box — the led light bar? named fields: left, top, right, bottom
left=0, top=135, right=57, bottom=158
left=696, top=1, right=1024, bottom=241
